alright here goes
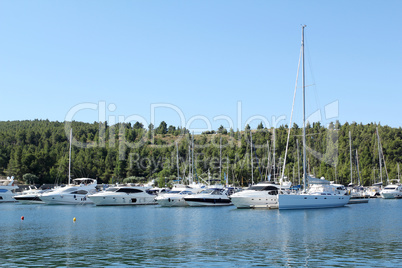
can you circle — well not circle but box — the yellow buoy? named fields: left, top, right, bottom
left=73, top=217, right=76, bottom=222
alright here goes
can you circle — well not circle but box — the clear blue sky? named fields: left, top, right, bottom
left=1, top=0, right=401, bottom=132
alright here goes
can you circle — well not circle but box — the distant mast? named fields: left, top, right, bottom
left=250, top=131, right=254, bottom=185
left=349, top=131, right=353, bottom=185
left=273, top=128, right=276, bottom=182
left=176, top=142, right=179, bottom=183
left=376, top=127, right=383, bottom=184
left=68, top=128, right=72, bottom=185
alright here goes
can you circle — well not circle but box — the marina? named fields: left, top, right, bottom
left=1, top=198, right=401, bottom=267
left=1, top=1, right=401, bottom=267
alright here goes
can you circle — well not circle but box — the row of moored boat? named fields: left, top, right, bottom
left=2, top=176, right=401, bottom=209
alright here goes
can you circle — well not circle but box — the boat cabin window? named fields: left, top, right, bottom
left=116, top=188, right=143, bottom=193
left=385, top=186, right=397, bottom=190
left=62, top=187, right=78, bottom=193
left=180, top=191, right=193, bottom=195
left=70, top=190, right=88, bottom=195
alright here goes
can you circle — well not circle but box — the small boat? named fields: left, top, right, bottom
left=365, top=182, right=382, bottom=198
left=40, top=178, right=98, bottom=205
left=184, top=188, right=232, bottom=207
left=0, top=176, right=18, bottom=203
left=347, top=185, right=369, bottom=204
left=88, top=185, right=157, bottom=206
left=13, top=186, right=49, bottom=204
left=155, top=184, right=203, bottom=207
left=230, top=181, right=287, bottom=209
left=380, top=182, right=402, bottom=199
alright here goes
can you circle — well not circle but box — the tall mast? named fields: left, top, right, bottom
left=356, top=149, right=361, bottom=186
left=302, top=25, right=307, bottom=192
left=335, top=163, right=337, bottom=184
left=176, top=142, right=179, bottom=182
left=376, top=127, right=383, bottom=184
left=250, top=131, right=254, bottom=185
left=220, top=136, right=222, bottom=182
left=349, top=131, right=353, bottom=185
left=273, top=128, right=276, bottom=181
left=188, top=144, right=191, bottom=183
left=68, top=128, right=72, bottom=185
left=227, top=156, right=229, bottom=186
left=297, top=138, right=300, bottom=186
left=265, top=141, right=270, bottom=181
left=192, top=132, right=195, bottom=183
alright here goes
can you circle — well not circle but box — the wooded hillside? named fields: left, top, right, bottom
left=0, top=120, right=401, bottom=187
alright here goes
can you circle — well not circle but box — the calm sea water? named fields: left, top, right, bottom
left=0, top=198, right=401, bottom=267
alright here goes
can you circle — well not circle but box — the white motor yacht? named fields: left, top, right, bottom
left=366, top=182, right=382, bottom=198
left=88, top=185, right=157, bottom=206
left=155, top=184, right=203, bottom=207
left=184, top=188, right=232, bottom=206
left=13, top=186, right=49, bottom=204
left=230, top=181, right=289, bottom=209
left=0, top=176, right=18, bottom=203
left=40, top=178, right=97, bottom=205
left=346, top=184, right=369, bottom=204
left=380, top=183, right=402, bottom=199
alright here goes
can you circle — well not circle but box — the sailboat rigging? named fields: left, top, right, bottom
left=278, top=25, right=350, bottom=209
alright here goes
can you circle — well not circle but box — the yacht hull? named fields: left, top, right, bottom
left=184, top=198, right=232, bottom=207
left=381, top=192, right=402, bottom=199
left=155, top=196, right=188, bottom=207
left=230, top=195, right=278, bottom=209
left=13, top=195, right=44, bottom=204
left=278, top=194, right=350, bottom=210
left=88, top=195, right=156, bottom=206
left=40, top=194, right=94, bottom=205
left=0, top=193, right=18, bottom=203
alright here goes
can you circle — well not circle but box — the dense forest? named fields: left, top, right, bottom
left=0, top=120, right=401, bottom=187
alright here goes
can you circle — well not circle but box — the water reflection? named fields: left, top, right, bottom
left=0, top=199, right=401, bottom=267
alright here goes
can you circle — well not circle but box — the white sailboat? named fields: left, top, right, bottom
left=278, top=25, right=350, bottom=209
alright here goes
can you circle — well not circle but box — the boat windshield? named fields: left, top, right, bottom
left=248, top=185, right=278, bottom=191
left=168, top=191, right=181, bottom=194
left=200, top=189, right=223, bottom=195
left=200, top=189, right=214, bottom=194
left=106, top=187, right=118, bottom=192
left=180, top=191, right=193, bottom=195
left=384, top=186, right=397, bottom=190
